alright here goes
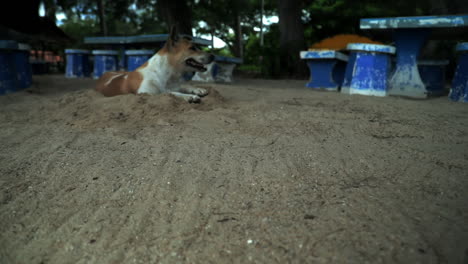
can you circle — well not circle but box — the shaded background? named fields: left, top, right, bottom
left=1, top=0, right=468, bottom=78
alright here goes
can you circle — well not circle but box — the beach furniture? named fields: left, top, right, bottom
left=299, top=50, right=348, bottom=91
left=65, top=49, right=91, bottom=78
left=92, top=50, right=119, bottom=79
left=192, top=56, right=243, bottom=83
left=360, top=15, right=468, bottom=98
left=449, top=43, right=468, bottom=102
left=341, top=43, right=396, bottom=96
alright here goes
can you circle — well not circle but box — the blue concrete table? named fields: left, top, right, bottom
left=299, top=50, right=348, bottom=91
left=449, top=43, right=468, bottom=102
left=342, top=43, right=396, bottom=96
left=84, top=34, right=211, bottom=71
left=125, top=50, right=155, bottom=71
left=360, top=15, right=468, bottom=98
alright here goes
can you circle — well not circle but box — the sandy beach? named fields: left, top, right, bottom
left=1, top=75, right=467, bottom=263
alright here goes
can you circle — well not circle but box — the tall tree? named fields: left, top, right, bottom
left=277, top=0, right=306, bottom=77
left=156, top=0, right=193, bottom=35
left=195, top=0, right=253, bottom=58
left=43, top=0, right=57, bottom=22
left=97, top=0, right=108, bottom=36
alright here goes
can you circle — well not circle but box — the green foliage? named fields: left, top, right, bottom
left=59, top=17, right=99, bottom=48
left=54, top=0, right=444, bottom=77
left=243, top=24, right=281, bottom=77
left=212, top=48, right=234, bottom=57
left=303, top=0, right=433, bottom=46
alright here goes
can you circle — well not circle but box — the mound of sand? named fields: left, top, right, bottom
left=0, top=75, right=467, bottom=263
left=309, top=34, right=383, bottom=50
left=56, top=86, right=225, bottom=130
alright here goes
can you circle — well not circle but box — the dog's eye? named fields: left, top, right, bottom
left=190, top=46, right=198, bottom=51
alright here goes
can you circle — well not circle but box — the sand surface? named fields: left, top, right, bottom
left=1, top=75, right=468, bottom=263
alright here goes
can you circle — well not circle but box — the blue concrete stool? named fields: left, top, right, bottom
left=125, top=50, right=154, bottom=71
left=92, top=50, right=119, bottom=79
left=449, top=43, right=468, bottom=102
left=418, top=60, right=449, bottom=96
left=16, top=43, right=33, bottom=89
left=192, top=56, right=243, bottom=83
left=0, top=40, right=19, bottom=95
left=341, top=43, right=396, bottom=96
left=65, top=49, right=91, bottom=78
left=300, top=50, right=348, bottom=91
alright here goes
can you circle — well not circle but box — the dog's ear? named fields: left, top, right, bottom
left=168, top=24, right=179, bottom=48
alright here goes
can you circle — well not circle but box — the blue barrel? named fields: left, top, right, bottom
left=16, top=43, right=33, bottom=89
left=0, top=40, right=19, bottom=95
left=65, top=49, right=91, bottom=78
left=125, top=50, right=154, bottom=71
left=92, top=50, right=119, bottom=79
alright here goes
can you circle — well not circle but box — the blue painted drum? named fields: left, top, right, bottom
left=65, top=49, right=91, bottom=78
left=16, top=43, right=33, bottom=89
left=342, top=43, right=396, bottom=96
left=92, top=50, right=119, bottom=79
left=299, top=50, right=348, bottom=91
left=0, top=40, right=19, bottom=95
left=449, top=43, right=468, bottom=102
left=125, top=50, right=154, bottom=71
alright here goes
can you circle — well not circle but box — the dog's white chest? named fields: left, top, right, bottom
left=137, top=55, right=177, bottom=94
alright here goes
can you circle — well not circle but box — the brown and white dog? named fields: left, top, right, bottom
left=95, top=27, right=215, bottom=103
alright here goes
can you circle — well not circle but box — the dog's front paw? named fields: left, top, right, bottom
left=188, top=95, right=201, bottom=103
left=192, top=88, right=209, bottom=97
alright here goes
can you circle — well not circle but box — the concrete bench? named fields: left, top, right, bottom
left=84, top=34, right=211, bottom=71
left=341, top=43, right=396, bottom=97
left=0, top=40, right=33, bottom=95
left=16, top=43, right=33, bottom=89
left=92, top=50, right=119, bottom=79
left=125, top=50, right=155, bottom=71
left=65, top=49, right=91, bottom=78
left=299, top=50, right=348, bottom=91
left=449, top=43, right=468, bottom=102
left=192, top=56, right=243, bottom=82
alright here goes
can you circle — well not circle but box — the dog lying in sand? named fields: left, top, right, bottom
left=95, top=27, right=214, bottom=103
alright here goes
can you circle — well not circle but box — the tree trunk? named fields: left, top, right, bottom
left=44, top=0, right=57, bottom=22
left=157, top=0, right=193, bottom=36
left=260, top=0, right=264, bottom=46
left=233, top=14, right=243, bottom=58
left=97, top=0, right=108, bottom=36
left=277, top=0, right=306, bottom=77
